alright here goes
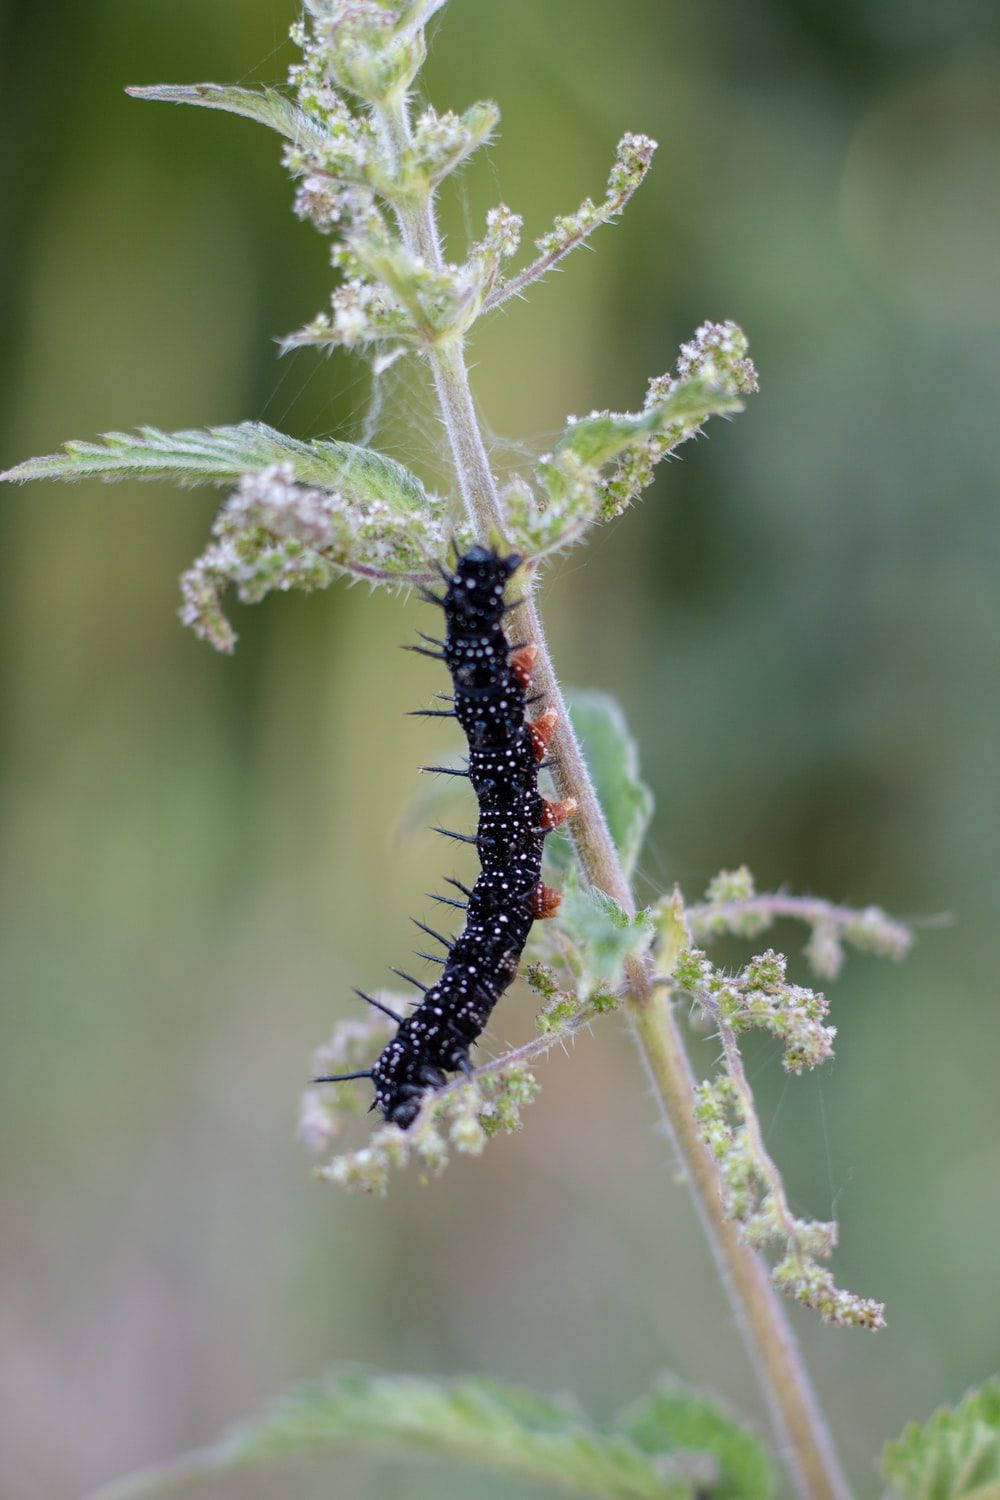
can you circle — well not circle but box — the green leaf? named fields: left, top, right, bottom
left=0, top=422, right=429, bottom=511
left=125, top=83, right=326, bottom=150
left=555, top=875, right=655, bottom=994
left=544, top=376, right=743, bottom=476
left=84, top=1369, right=720, bottom=1500
left=616, top=1380, right=774, bottom=1500
left=883, top=1381, right=1000, bottom=1500
left=545, top=691, right=653, bottom=882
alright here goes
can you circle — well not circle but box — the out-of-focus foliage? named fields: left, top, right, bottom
left=1, top=2, right=998, bottom=1498
left=883, top=1381, right=1000, bottom=1500
left=87, top=1369, right=774, bottom=1500
left=547, top=690, right=653, bottom=882
left=619, top=1379, right=775, bottom=1500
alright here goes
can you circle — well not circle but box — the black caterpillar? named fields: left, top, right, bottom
left=315, top=545, right=573, bottom=1129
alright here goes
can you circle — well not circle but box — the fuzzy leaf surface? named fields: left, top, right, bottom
left=1, top=422, right=428, bottom=509
left=85, top=1369, right=716, bottom=1500
left=883, top=1381, right=1000, bottom=1500
left=554, top=878, right=655, bottom=997
left=616, top=1380, right=774, bottom=1500
left=126, top=84, right=325, bottom=149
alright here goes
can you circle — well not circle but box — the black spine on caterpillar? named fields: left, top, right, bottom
left=316, top=545, right=569, bottom=1130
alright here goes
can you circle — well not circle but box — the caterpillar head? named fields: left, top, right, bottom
left=447, top=547, right=522, bottom=628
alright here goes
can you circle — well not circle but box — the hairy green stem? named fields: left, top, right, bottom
left=378, top=82, right=850, bottom=1500
left=377, top=91, right=507, bottom=537
left=427, top=336, right=508, bottom=538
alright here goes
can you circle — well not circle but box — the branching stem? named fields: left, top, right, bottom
left=715, top=1010, right=818, bottom=1268
left=688, top=892, right=912, bottom=957
left=377, top=82, right=852, bottom=1500
left=481, top=172, right=651, bottom=314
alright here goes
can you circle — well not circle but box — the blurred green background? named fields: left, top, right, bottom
left=2, top=2, right=998, bottom=1496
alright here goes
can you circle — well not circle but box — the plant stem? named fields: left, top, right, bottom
left=377, top=93, right=507, bottom=538
left=379, top=86, right=852, bottom=1500
left=426, top=336, right=507, bottom=538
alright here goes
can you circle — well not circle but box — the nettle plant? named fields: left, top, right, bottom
left=7, top=4, right=994, bottom=1500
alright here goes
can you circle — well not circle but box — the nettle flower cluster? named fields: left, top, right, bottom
left=283, top=5, right=655, bottom=358
left=180, top=456, right=450, bottom=653
left=678, top=946, right=836, bottom=1074
left=672, top=867, right=907, bottom=1325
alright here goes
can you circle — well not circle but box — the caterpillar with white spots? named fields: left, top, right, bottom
left=314, top=545, right=574, bottom=1129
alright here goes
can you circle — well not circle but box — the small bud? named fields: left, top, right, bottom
left=450, top=1109, right=487, bottom=1155
left=414, top=1124, right=447, bottom=1172
left=705, top=865, right=756, bottom=904
left=412, top=101, right=500, bottom=187
left=536, top=994, right=580, bottom=1032
left=484, top=203, right=522, bottom=258
left=525, top=962, right=560, bottom=998
left=675, top=320, right=759, bottom=396
left=844, top=905, right=913, bottom=961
